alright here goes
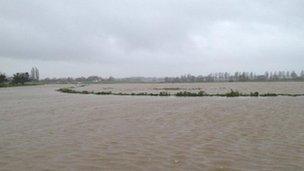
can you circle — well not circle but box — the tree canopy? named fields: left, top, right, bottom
left=0, top=73, right=6, bottom=84
left=12, top=72, right=30, bottom=84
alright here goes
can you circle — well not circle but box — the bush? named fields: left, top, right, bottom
left=197, top=91, right=206, bottom=96
left=0, top=73, right=7, bottom=84
left=175, top=91, right=203, bottom=96
left=159, top=91, right=170, bottom=96
left=260, top=93, right=278, bottom=97
left=58, top=88, right=77, bottom=93
left=95, top=91, right=112, bottom=95
left=250, top=92, right=259, bottom=96
left=225, top=90, right=240, bottom=97
left=136, top=92, right=148, bottom=96
left=12, top=72, right=30, bottom=84
left=81, top=90, right=90, bottom=94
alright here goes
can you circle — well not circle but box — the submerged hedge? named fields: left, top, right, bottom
left=57, top=88, right=304, bottom=97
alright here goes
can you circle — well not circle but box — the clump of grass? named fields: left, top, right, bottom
left=81, top=90, right=90, bottom=94
left=137, top=92, right=148, bottom=96
left=95, top=91, right=112, bottom=95
left=159, top=91, right=171, bottom=96
left=0, top=83, right=43, bottom=88
left=175, top=91, right=206, bottom=97
left=278, top=93, right=304, bottom=97
left=224, top=90, right=241, bottom=97
left=260, top=93, right=278, bottom=97
left=57, top=88, right=78, bottom=93
left=197, top=91, right=207, bottom=96
left=176, top=91, right=195, bottom=96
left=250, top=92, right=259, bottom=96
left=113, top=92, right=129, bottom=95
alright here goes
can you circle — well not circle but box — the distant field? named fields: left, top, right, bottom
left=74, top=82, right=304, bottom=94
left=1, top=83, right=304, bottom=170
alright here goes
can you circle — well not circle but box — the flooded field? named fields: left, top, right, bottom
left=1, top=83, right=304, bottom=170
left=74, top=82, right=304, bottom=94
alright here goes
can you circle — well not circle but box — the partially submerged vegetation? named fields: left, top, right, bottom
left=0, top=83, right=42, bottom=88
left=0, top=68, right=41, bottom=88
left=58, top=87, right=172, bottom=96
left=57, top=87, right=304, bottom=97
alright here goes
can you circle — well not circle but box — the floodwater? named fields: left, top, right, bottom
left=1, top=83, right=304, bottom=171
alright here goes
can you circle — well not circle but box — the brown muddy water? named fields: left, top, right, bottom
left=1, top=83, right=304, bottom=170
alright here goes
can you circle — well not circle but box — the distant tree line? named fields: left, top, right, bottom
left=39, top=70, right=304, bottom=84
left=41, top=76, right=166, bottom=84
left=164, top=71, right=304, bottom=83
left=41, top=76, right=116, bottom=84
left=0, top=67, right=39, bottom=86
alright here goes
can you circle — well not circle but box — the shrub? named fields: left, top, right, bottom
left=95, top=91, right=112, bottom=95
left=12, top=72, right=30, bottom=85
left=250, top=92, right=259, bottom=96
left=136, top=92, right=148, bottom=96
left=159, top=91, right=170, bottom=96
left=58, top=88, right=77, bottom=93
left=260, top=93, right=278, bottom=97
left=175, top=91, right=202, bottom=96
left=225, top=90, right=240, bottom=97
left=82, top=90, right=90, bottom=94
left=0, top=73, right=7, bottom=84
left=197, top=91, right=206, bottom=96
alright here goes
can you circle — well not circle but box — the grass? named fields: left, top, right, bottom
left=153, top=87, right=181, bottom=90
left=176, top=91, right=206, bottom=97
left=57, top=87, right=304, bottom=97
left=0, top=82, right=43, bottom=88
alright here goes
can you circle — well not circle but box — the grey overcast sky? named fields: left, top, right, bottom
left=0, top=0, right=304, bottom=78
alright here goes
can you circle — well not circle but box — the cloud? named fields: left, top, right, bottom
left=0, top=0, right=304, bottom=77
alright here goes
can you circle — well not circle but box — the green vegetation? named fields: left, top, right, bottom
left=57, top=87, right=78, bottom=93
left=250, top=92, right=259, bottom=96
left=176, top=91, right=206, bottom=97
left=159, top=91, right=171, bottom=96
left=259, top=93, right=278, bottom=97
left=0, top=70, right=43, bottom=88
left=12, top=72, right=30, bottom=85
left=225, top=90, right=241, bottom=97
left=0, top=83, right=42, bottom=88
left=0, top=72, right=37, bottom=88
left=0, top=73, right=7, bottom=84
left=57, top=87, right=304, bottom=97
left=95, top=91, right=112, bottom=95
